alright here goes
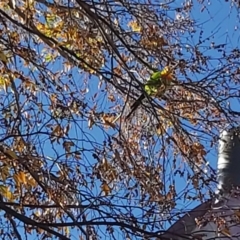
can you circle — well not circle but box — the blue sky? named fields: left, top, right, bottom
left=161, top=0, right=240, bottom=219
left=42, top=0, right=240, bottom=237
left=1, top=0, right=240, bottom=239
left=164, top=0, right=240, bottom=201
left=66, top=0, right=240, bottom=235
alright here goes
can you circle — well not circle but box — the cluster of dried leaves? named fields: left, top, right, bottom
left=0, top=0, right=239, bottom=239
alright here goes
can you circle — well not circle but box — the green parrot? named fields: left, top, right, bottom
left=126, top=67, right=174, bottom=119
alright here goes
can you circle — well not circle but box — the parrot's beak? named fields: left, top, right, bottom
left=161, top=66, right=174, bottom=81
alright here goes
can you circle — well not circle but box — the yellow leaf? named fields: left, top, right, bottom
left=0, top=75, right=10, bottom=92
left=101, top=114, right=116, bottom=129
left=0, top=166, right=10, bottom=181
left=0, top=185, right=14, bottom=200
left=0, top=51, right=8, bottom=64
left=128, top=21, right=142, bottom=32
left=15, top=171, right=27, bottom=185
left=64, top=227, right=70, bottom=237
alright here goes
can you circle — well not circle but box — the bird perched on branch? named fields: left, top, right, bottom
left=125, top=66, right=175, bottom=119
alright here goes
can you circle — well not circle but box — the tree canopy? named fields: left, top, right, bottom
left=0, top=0, right=240, bottom=239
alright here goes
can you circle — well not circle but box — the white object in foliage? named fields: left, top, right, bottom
left=214, top=127, right=240, bottom=207
left=161, top=126, right=240, bottom=240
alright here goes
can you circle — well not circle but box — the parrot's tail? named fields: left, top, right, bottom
left=125, top=94, right=145, bottom=120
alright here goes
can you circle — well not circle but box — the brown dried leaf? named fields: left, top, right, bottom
left=101, top=183, right=111, bottom=196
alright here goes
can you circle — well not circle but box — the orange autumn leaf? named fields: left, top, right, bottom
left=101, top=183, right=111, bottom=196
